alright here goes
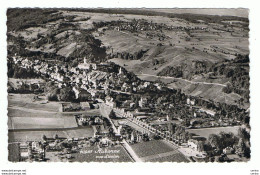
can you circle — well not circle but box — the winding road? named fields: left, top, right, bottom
left=137, top=73, right=227, bottom=87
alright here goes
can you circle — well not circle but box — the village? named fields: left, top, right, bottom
left=8, top=52, right=250, bottom=162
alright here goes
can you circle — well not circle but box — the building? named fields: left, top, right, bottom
left=223, top=147, right=234, bottom=155
left=59, top=102, right=72, bottom=112
left=78, top=57, right=97, bottom=70
left=138, top=97, right=148, bottom=108
left=80, top=102, right=91, bottom=110
left=187, top=139, right=199, bottom=151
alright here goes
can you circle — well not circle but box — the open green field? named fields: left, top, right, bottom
left=130, top=140, right=189, bottom=162
left=187, top=126, right=240, bottom=139
left=131, top=140, right=174, bottom=158
left=8, top=126, right=94, bottom=142
left=71, top=145, right=133, bottom=162
left=8, top=93, right=99, bottom=143
left=146, top=152, right=189, bottom=162
left=8, top=117, right=77, bottom=130
left=8, top=93, right=101, bottom=116
left=8, top=93, right=60, bottom=112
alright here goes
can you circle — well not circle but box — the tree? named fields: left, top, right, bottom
left=208, top=134, right=220, bottom=149
left=109, top=110, right=116, bottom=119
left=53, top=134, right=59, bottom=140
left=197, top=141, right=205, bottom=152
left=235, top=138, right=246, bottom=156
left=58, top=87, right=75, bottom=101
left=42, top=135, right=47, bottom=141
left=223, top=82, right=233, bottom=94
left=238, top=127, right=250, bottom=141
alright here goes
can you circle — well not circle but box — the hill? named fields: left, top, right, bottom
left=7, top=8, right=249, bottom=108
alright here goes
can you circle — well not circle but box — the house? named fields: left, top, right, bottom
left=199, top=108, right=216, bottom=116
left=223, top=147, right=234, bottom=155
left=94, top=117, right=103, bottom=124
left=138, top=97, right=148, bottom=108
left=100, top=138, right=110, bottom=147
left=187, top=139, right=199, bottom=151
left=19, top=142, right=28, bottom=149
left=20, top=150, right=29, bottom=159
left=59, top=102, right=72, bottom=112
left=77, top=116, right=87, bottom=126
left=80, top=102, right=91, bottom=110
left=105, top=96, right=117, bottom=108
left=78, top=57, right=97, bottom=70
left=187, top=97, right=195, bottom=105
left=31, top=141, right=43, bottom=152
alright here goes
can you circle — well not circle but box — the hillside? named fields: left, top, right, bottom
left=7, top=8, right=249, bottom=108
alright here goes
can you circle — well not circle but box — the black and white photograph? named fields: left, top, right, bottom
left=1, top=0, right=260, bottom=174
left=5, top=7, right=251, bottom=163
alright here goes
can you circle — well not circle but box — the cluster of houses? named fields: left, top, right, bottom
left=109, top=19, right=208, bottom=34
left=76, top=114, right=104, bottom=126
left=17, top=128, right=125, bottom=162
left=18, top=141, right=45, bottom=162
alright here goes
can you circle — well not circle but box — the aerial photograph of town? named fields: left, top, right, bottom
left=7, top=8, right=250, bottom=163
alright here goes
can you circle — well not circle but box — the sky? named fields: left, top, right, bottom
left=142, top=8, right=249, bottom=18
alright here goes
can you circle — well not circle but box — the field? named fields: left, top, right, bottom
left=8, top=117, right=77, bottom=130
left=71, top=145, right=133, bottom=162
left=146, top=152, right=189, bottom=162
left=8, top=93, right=97, bottom=143
left=187, top=126, right=240, bottom=139
left=89, top=10, right=248, bottom=107
left=130, top=140, right=189, bottom=162
left=8, top=78, right=46, bottom=89
left=8, top=127, right=94, bottom=142
left=8, top=93, right=60, bottom=112
left=8, top=93, right=101, bottom=115
left=8, top=143, right=20, bottom=162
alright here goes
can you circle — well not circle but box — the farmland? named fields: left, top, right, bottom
left=187, top=126, right=240, bottom=139
left=8, top=93, right=100, bottom=117
left=8, top=117, right=78, bottom=130
left=8, top=143, right=20, bottom=162
left=130, top=140, right=188, bottom=162
left=8, top=93, right=60, bottom=113
left=8, top=93, right=97, bottom=142
left=8, top=127, right=94, bottom=142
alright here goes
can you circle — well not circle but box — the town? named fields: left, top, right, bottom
left=7, top=8, right=250, bottom=162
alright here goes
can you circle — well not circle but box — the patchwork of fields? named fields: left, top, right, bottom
left=8, top=93, right=97, bottom=143
left=130, top=140, right=189, bottom=162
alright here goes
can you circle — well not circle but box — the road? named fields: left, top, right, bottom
left=8, top=106, right=100, bottom=115
left=99, top=104, right=142, bottom=162
left=137, top=73, right=227, bottom=87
